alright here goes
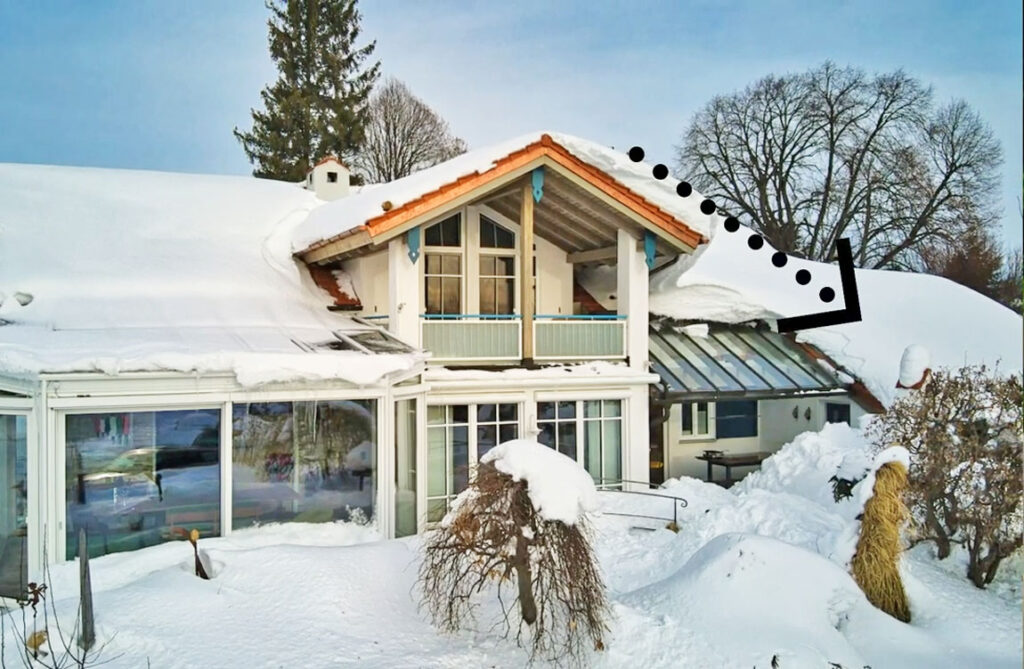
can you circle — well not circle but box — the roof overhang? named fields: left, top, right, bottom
left=298, top=134, right=705, bottom=265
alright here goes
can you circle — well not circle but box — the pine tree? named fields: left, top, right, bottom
left=234, top=0, right=380, bottom=182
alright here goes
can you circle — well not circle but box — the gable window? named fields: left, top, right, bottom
left=424, top=213, right=463, bottom=315
left=680, top=401, right=710, bottom=438
left=478, top=215, right=516, bottom=315
left=715, top=400, right=758, bottom=439
left=825, top=402, right=851, bottom=425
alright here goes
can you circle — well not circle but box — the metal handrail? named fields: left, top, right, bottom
left=595, top=479, right=688, bottom=528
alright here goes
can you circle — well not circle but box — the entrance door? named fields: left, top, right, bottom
left=0, top=414, right=28, bottom=598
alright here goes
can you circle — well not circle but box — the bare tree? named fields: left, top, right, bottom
left=867, top=365, right=1023, bottom=587
left=353, top=78, right=466, bottom=183
left=419, top=461, right=609, bottom=666
left=677, top=62, right=1003, bottom=269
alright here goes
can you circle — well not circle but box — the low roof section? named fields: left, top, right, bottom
left=649, top=324, right=849, bottom=402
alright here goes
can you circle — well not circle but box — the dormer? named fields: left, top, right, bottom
left=305, top=157, right=350, bottom=201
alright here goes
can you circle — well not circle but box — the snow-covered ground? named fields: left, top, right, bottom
left=3, top=425, right=1019, bottom=669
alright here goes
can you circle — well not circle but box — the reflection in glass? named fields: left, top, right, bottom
left=65, top=410, right=221, bottom=560
left=1, top=415, right=27, bottom=597
left=232, top=401, right=377, bottom=529
left=394, top=399, right=418, bottom=537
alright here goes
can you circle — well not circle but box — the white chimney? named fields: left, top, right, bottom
left=305, top=157, right=350, bottom=201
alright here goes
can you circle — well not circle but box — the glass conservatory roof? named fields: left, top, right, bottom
left=649, top=325, right=847, bottom=400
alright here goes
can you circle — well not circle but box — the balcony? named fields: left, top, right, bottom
left=418, top=314, right=625, bottom=363
left=420, top=315, right=522, bottom=362
left=533, top=315, right=626, bottom=361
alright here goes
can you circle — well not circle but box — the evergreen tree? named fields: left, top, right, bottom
left=234, top=0, right=380, bottom=182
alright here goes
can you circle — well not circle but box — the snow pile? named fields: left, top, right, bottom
left=634, top=217, right=1023, bottom=407
left=899, top=344, right=931, bottom=387
left=481, top=438, right=598, bottom=524
left=0, top=163, right=421, bottom=385
left=293, top=131, right=715, bottom=251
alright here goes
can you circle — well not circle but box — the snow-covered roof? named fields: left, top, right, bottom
left=636, top=219, right=1023, bottom=407
left=0, top=163, right=421, bottom=386
left=292, top=131, right=714, bottom=254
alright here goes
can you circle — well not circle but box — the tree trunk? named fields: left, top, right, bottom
left=514, top=532, right=537, bottom=625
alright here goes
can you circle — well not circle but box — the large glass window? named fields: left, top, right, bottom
left=232, top=400, right=377, bottom=529
left=425, top=402, right=520, bottom=523
left=479, top=215, right=515, bottom=249
left=394, top=399, right=418, bottom=538
left=584, top=400, right=622, bottom=486
left=715, top=400, right=758, bottom=439
left=65, top=409, right=221, bottom=560
left=1, top=414, right=27, bottom=598
left=426, top=405, right=469, bottom=522
left=425, top=253, right=462, bottom=315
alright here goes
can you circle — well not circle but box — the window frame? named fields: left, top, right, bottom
left=536, top=397, right=625, bottom=489
left=422, top=213, right=465, bottom=316
left=425, top=401, right=522, bottom=522
left=678, top=401, right=714, bottom=441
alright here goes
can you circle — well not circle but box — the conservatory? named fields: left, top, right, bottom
left=0, top=322, right=425, bottom=601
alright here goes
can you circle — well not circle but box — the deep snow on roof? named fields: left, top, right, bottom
left=292, top=131, right=716, bottom=252
left=643, top=219, right=1024, bottom=407
left=0, top=163, right=419, bottom=385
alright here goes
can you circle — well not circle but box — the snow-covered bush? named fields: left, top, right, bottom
left=868, top=365, right=1023, bottom=587
left=419, top=439, right=609, bottom=666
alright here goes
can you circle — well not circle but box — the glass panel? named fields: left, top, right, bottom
left=427, top=498, right=447, bottom=523
left=441, top=277, right=460, bottom=314
left=1, top=414, right=27, bottom=598
left=345, top=330, right=412, bottom=353
left=661, top=331, right=743, bottom=391
left=557, top=422, right=577, bottom=460
left=649, top=335, right=715, bottom=392
left=427, top=405, right=446, bottom=425
left=558, top=401, right=577, bottom=419
left=498, top=404, right=517, bottom=421
left=715, top=400, right=758, bottom=439
left=480, top=255, right=495, bottom=275
left=826, top=403, right=852, bottom=425
left=425, top=276, right=441, bottom=315
left=690, top=334, right=770, bottom=390
left=480, top=215, right=514, bottom=249
left=232, top=400, right=377, bottom=530
left=758, top=330, right=838, bottom=386
left=696, top=402, right=709, bottom=434
left=603, top=420, right=622, bottom=483
left=66, top=409, right=221, bottom=560
left=452, top=405, right=469, bottom=424
left=394, top=400, right=417, bottom=538
left=603, top=400, right=621, bottom=417
left=496, top=278, right=513, bottom=315
left=477, top=404, right=497, bottom=423
left=499, top=424, right=518, bottom=444
left=480, top=278, right=496, bottom=315
left=452, top=425, right=469, bottom=493
left=425, top=254, right=441, bottom=274
left=713, top=330, right=797, bottom=390
left=585, top=419, right=601, bottom=480
left=681, top=402, right=693, bottom=435
left=734, top=330, right=821, bottom=388
left=585, top=400, right=601, bottom=418
left=537, top=402, right=556, bottom=421
left=425, top=214, right=461, bottom=247
left=427, top=427, right=446, bottom=497
left=477, top=424, right=497, bottom=459
left=441, top=254, right=460, bottom=275
left=495, top=256, right=515, bottom=276
left=538, top=422, right=555, bottom=448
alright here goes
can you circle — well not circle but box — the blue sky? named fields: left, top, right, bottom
left=1, top=0, right=1021, bottom=246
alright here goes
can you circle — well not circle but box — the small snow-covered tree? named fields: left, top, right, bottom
left=419, top=439, right=609, bottom=666
left=868, top=365, right=1023, bottom=587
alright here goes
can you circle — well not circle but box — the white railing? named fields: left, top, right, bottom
left=420, top=315, right=522, bottom=362
left=533, top=316, right=627, bottom=361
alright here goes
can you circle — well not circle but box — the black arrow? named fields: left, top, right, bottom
left=777, top=238, right=862, bottom=332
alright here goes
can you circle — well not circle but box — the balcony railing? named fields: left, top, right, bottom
left=533, top=315, right=627, bottom=361
left=420, top=315, right=522, bottom=362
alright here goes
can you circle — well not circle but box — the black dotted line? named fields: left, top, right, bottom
left=628, top=145, right=835, bottom=304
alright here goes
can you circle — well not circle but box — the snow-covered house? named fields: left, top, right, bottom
left=2, top=133, right=1021, bottom=599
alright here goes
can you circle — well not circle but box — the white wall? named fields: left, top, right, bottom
left=663, top=397, right=869, bottom=482
left=344, top=251, right=389, bottom=317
